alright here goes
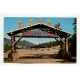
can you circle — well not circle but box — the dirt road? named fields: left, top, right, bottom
left=16, top=46, right=60, bottom=57
left=11, top=46, right=66, bottom=63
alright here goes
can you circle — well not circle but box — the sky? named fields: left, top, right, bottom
left=4, top=17, right=75, bottom=44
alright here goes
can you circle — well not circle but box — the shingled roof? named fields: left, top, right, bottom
left=7, top=24, right=70, bottom=38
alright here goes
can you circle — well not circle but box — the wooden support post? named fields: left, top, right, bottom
left=11, top=35, right=17, bottom=61
left=59, top=38, right=65, bottom=57
left=11, top=36, right=13, bottom=53
left=55, top=35, right=69, bottom=59
left=66, top=38, right=69, bottom=56
left=64, top=37, right=69, bottom=58
left=64, top=38, right=66, bottom=53
left=11, top=35, right=23, bottom=61
left=11, top=35, right=16, bottom=53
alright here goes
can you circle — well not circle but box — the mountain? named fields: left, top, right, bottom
left=32, top=41, right=59, bottom=48
left=4, top=37, right=59, bottom=52
left=4, top=38, right=11, bottom=45
left=17, top=40, right=35, bottom=48
left=4, top=38, right=35, bottom=48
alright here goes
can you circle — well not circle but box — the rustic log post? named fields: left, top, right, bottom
left=11, top=35, right=16, bottom=53
left=66, top=38, right=69, bottom=56
left=11, top=35, right=17, bottom=61
left=59, top=38, right=65, bottom=57
left=64, top=37, right=69, bottom=58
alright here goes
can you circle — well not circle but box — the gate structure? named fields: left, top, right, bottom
left=7, top=24, right=70, bottom=61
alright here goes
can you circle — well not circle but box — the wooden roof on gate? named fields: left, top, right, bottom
left=7, top=24, right=70, bottom=38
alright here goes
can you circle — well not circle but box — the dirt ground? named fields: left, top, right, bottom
left=4, top=46, right=70, bottom=63
left=16, top=46, right=60, bottom=58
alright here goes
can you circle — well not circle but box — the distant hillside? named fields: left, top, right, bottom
left=32, top=41, right=59, bottom=48
left=17, top=40, right=35, bottom=48
left=4, top=38, right=35, bottom=46
left=4, top=38, right=35, bottom=52
left=4, top=38, right=11, bottom=52
left=4, top=38, right=59, bottom=52
left=4, top=38, right=11, bottom=45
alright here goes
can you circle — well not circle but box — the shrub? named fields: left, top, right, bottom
left=4, top=43, right=11, bottom=52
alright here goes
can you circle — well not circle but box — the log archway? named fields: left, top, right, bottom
left=7, top=24, right=70, bottom=61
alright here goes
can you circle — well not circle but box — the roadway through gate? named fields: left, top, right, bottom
left=13, top=46, right=66, bottom=63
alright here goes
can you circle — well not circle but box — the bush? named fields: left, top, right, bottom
left=69, top=33, right=76, bottom=57
left=4, top=43, right=11, bottom=52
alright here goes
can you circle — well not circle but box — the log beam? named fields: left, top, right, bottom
left=11, top=35, right=16, bottom=53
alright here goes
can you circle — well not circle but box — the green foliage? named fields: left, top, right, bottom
left=4, top=43, right=11, bottom=52
left=69, top=21, right=76, bottom=57
left=69, top=33, right=76, bottom=57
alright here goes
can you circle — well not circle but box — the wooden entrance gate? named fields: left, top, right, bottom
left=7, top=24, right=70, bottom=61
